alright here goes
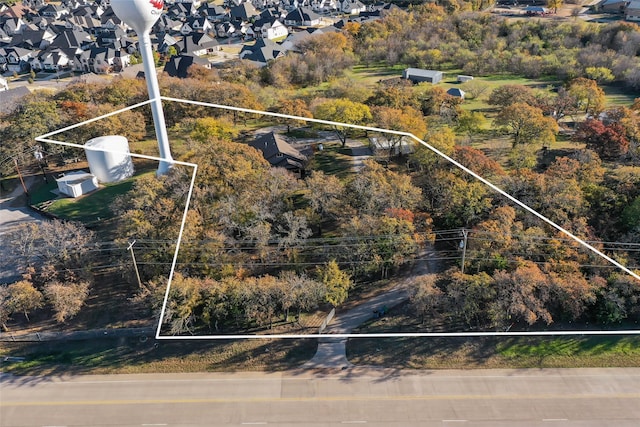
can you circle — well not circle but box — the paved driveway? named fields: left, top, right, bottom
left=0, top=178, right=46, bottom=283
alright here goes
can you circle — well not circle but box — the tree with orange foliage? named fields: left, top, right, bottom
left=490, top=261, right=552, bottom=328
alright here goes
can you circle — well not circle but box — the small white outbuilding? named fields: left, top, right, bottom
left=56, top=171, right=99, bottom=198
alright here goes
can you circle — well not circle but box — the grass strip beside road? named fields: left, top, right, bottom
left=3, top=334, right=640, bottom=374
left=346, top=336, right=640, bottom=369
left=0, top=337, right=317, bottom=375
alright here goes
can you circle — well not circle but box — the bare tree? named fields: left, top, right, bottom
left=410, top=274, right=444, bottom=324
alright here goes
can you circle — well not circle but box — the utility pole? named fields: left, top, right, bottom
left=460, top=229, right=468, bottom=274
left=14, top=158, right=28, bottom=196
left=127, top=240, right=142, bottom=288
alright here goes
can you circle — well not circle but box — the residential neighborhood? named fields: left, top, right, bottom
left=0, top=0, right=385, bottom=77
left=3, top=0, right=637, bottom=83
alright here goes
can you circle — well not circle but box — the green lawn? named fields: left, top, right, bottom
left=347, top=63, right=406, bottom=85
left=306, top=141, right=357, bottom=179
left=29, top=180, right=59, bottom=205
left=347, top=335, right=640, bottom=369
left=44, top=172, right=152, bottom=224
left=0, top=337, right=316, bottom=375
left=497, top=336, right=640, bottom=359
left=603, top=84, right=639, bottom=107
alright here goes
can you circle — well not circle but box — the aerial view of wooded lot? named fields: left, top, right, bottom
left=1, top=0, right=640, bottom=370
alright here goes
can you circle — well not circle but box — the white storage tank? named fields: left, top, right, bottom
left=84, top=135, right=134, bottom=183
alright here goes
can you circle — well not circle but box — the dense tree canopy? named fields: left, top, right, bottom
left=494, top=102, right=558, bottom=147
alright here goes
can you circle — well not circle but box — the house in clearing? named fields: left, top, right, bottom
left=598, top=0, right=629, bottom=13
left=626, top=0, right=640, bottom=20
left=402, top=68, right=443, bottom=84
left=524, top=5, right=550, bottom=15
left=249, top=131, right=307, bottom=177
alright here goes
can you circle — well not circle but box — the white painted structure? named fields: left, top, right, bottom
left=84, top=135, right=134, bottom=183
left=110, top=0, right=174, bottom=175
left=56, top=171, right=99, bottom=198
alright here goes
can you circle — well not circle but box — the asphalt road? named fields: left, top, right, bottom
left=2, top=368, right=639, bottom=426
left=0, top=176, right=46, bottom=283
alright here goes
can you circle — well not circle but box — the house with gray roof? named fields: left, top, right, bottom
left=181, top=16, right=213, bottom=35
left=239, top=38, right=285, bottom=65
left=249, top=131, right=307, bottom=176
left=78, top=46, right=125, bottom=73
left=2, top=17, right=28, bottom=35
left=626, top=0, right=640, bottom=20
left=167, top=2, right=199, bottom=20
left=9, top=28, right=54, bottom=50
left=163, top=53, right=211, bottom=78
left=32, top=46, right=72, bottom=71
left=284, top=7, right=321, bottom=26
left=176, top=33, right=219, bottom=56
left=260, top=19, right=288, bottom=40
left=230, top=3, right=261, bottom=21
left=198, top=2, right=228, bottom=21
left=598, top=0, right=629, bottom=13
left=216, top=22, right=237, bottom=38
left=38, top=3, right=70, bottom=20
left=0, top=46, right=35, bottom=72
left=50, top=29, right=93, bottom=51
left=340, top=0, right=366, bottom=14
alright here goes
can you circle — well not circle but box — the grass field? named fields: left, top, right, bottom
left=346, top=300, right=640, bottom=369
left=306, top=141, right=357, bottom=179
left=45, top=178, right=135, bottom=222
left=0, top=337, right=316, bottom=375
left=347, top=335, right=640, bottom=369
left=37, top=170, right=153, bottom=225
left=348, top=63, right=638, bottom=113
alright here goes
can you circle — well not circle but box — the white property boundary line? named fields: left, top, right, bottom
left=35, top=96, right=639, bottom=340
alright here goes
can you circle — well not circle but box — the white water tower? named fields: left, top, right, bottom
left=110, top=0, right=173, bottom=175
left=84, top=135, right=134, bottom=183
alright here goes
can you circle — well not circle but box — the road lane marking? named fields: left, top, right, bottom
left=3, top=393, right=639, bottom=407
left=241, top=423, right=267, bottom=425
left=543, top=419, right=568, bottom=422
left=142, top=424, right=167, bottom=426
left=341, top=422, right=367, bottom=424
left=442, top=421, right=467, bottom=423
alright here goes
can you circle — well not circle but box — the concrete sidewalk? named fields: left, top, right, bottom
left=303, top=244, right=443, bottom=370
left=303, top=284, right=410, bottom=369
